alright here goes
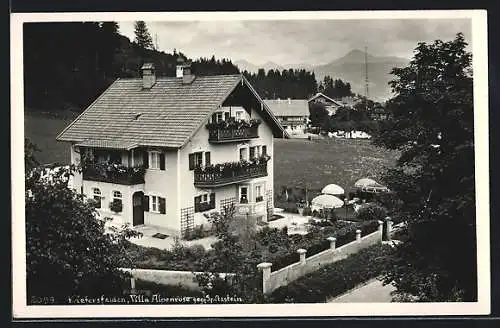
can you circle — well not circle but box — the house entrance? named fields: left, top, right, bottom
left=132, top=191, right=145, bottom=226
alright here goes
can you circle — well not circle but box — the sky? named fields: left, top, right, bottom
left=118, top=19, right=472, bottom=66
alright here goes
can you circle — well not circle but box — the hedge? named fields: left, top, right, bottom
left=267, top=243, right=394, bottom=303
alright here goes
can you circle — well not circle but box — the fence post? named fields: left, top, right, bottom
left=327, top=237, right=337, bottom=250
left=356, top=229, right=362, bottom=242
left=385, top=217, right=393, bottom=241
left=257, top=262, right=272, bottom=294
left=378, top=220, right=384, bottom=242
left=297, top=248, right=307, bottom=265
left=130, top=273, right=136, bottom=294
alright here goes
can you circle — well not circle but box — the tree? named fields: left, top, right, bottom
left=25, top=138, right=141, bottom=303
left=374, top=33, right=476, bottom=301
left=194, top=205, right=264, bottom=302
left=133, top=21, right=153, bottom=50
left=308, top=102, right=329, bottom=128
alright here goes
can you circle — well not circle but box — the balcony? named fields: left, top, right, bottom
left=194, top=157, right=269, bottom=188
left=82, top=162, right=146, bottom=185
left=206, top=118, right=261, bottom=143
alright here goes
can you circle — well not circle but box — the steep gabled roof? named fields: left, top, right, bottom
left=56, top=74, right=288, bottom=148
left=307, top=92, right=344, bottom=107
left=264, top=99, right=309, bottom=117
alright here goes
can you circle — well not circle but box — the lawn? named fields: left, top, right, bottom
left=24, top=111, right=76, bottom=165
left=274, top=138, right=399, bottom=194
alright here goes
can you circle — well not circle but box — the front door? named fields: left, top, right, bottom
left=132, top=191, right=144, bottom=226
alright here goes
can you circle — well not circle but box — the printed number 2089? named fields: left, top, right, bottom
left=30, top=296, right=56, bottom=305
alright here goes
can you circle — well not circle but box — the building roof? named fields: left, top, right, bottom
left=74, top=139, right=139, bottom=150
left=57, top=74, right=288, bottom=148
left=308, top=92, right=344, bottom=107
left=263, top=99, right=309, bottom=117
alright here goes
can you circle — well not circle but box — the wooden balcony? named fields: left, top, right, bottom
left=206, top=119, right=261, bottom=143
left=194, top=161, right=268, bottom=188
left=82, top=163, right=146, bottom=185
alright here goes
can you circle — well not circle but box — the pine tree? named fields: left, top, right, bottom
left=133, top=21, right=153, bottom=49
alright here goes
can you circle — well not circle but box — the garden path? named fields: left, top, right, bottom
left=328, top=277, right=396, bottom=303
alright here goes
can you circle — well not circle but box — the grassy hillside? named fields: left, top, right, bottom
left=274, top=138, right=399, bottom=193
left=24, top=112, right=76, bottom=165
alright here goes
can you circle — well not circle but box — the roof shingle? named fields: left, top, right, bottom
left=56, top=75, right=244, bottom=148
left=264, top=99, right=309, bottom=117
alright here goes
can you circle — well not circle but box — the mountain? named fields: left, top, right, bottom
left=313, top=49, right=409, bottom=101
left=235, top=49, right=409, bottom=101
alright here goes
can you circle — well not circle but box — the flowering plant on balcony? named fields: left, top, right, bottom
left=205, top=117, right=262, bottom=130
left=82, top=160, right=146, bottom=183
left=193, top=156, right=270, bottom=175
left=250, top=154, right=271, bottom=165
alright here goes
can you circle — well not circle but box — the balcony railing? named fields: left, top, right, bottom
left=234, top=201, right=267, bottom=217
left=82, top=163, right=146, bottom=185
left=206, top=119, right=261, bottom=143
left=194, top=158, right=269, bottom=188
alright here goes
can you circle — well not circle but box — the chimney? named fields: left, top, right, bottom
left=181, top=60, right=195, bottom=84
left=288, top=98, right=291, bottom=104
left=141, top=63, right=156, bottom=89
left=176, top=58, right=184, bottom=78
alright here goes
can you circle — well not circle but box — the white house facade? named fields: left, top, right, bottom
left=264, top=99, right=309, bottom=135
left=57, top=62, right=288, bottom=238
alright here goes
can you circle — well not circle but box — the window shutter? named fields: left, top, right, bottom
left=209, top=193, right=215, bottom=209
left=262, top=145, right=267, bottom=156
left=159, top=153, right=166, bottom=170
left=143, top=195, right=150, bottom=212
left=189, top=153, right=195, bottom=170
left=205, top=152, right=211, bottom=166
left=143, top=151, right=149, bottom=169
left=194, top=196, right=201, bottom=212
left=159, top=197, right=166, bottom=214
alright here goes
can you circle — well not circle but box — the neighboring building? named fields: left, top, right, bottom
left=368, top=105, right=388, bottom=121
left=308, top=92, right=345, bottom=115
left=56, top=62, right=288, bottom=238
left=263, top=98, right=309, bottom=135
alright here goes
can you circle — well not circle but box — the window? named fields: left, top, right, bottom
left=239, top=148, right=248, bottom=161
left=262, top=145, right=267, bottom=156
left=110, top=190, right=123, bottom=213
left=240, top=186, right=248, bottom=204
left=249, top=147, right=256, bottom=159
left=109, top=150, right=122, bottom=164
left=92, top=188, right=102, bottom=209
left=149, top=151, right=165, bottom=170
left=194, top=193, right=215, bottom=212
left=189, top=151, right=209, bottom=170
left=255, top=185, right=264, bottom=202
left=148, top=195, right=166, bottom=214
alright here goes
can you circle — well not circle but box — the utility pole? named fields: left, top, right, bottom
left=364, top=46, right=369, bottom=103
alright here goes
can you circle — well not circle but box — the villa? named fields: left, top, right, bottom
left=308, top=92, right=345, bottom=116
left=264, top=98, right=309, bottom=135
left=56, top=61, right=288, bottom=238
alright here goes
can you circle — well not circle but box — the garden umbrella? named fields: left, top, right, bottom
left=310, top=194, right=344, bottom=212
left=321, top=184, right=345, bottom=195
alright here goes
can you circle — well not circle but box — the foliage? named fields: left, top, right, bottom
left=25, top=138, right=142, bottom=303
left=243, top=68, right=318, bottom=100
left=205, top=118, right=262, bottom=130
left=318, top=76, right=354, bottom=99
left=194, top=156, right=270, bottom=175
left=373, top=33, right=476, bottom=301
left=132, top=279, right=203, bottom=299
left=183, top=224, right=213, bottom=241
left=82, top=161, right=146, bottom=184
left=355, top=203, right=388, bottom=222
left=268, top=244, right=394, bottom=303
left=308, top=102, right=329, bottom=128
left=23, top=22, right=240, bottom=112
left=109, top=199, right=123, bottom=213
left=133, top=21, right=153, bottom=50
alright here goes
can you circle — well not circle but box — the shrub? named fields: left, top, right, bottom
left=132, top=279, right=203, bottom=299
left=184, top=224, right=212, bottom=241
left=355, top=203, right=388, bottom=222
left=268, top=244, right=394, bottom=303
